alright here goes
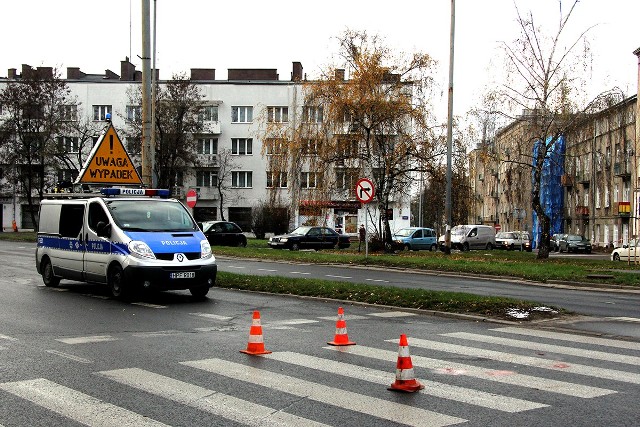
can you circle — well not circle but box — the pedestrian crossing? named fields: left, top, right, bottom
left=1, top=324, right=639, bottom=426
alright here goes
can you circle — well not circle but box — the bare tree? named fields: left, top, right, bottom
left=211, top=148, right=240, bottom=221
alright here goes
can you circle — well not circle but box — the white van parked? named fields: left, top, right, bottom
left=35, top=188, right=217, bottom=299
left=439, top=224, right=496, bottom=251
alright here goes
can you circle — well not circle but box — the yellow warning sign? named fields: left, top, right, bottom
left=77, top=124, right=142, bottom=185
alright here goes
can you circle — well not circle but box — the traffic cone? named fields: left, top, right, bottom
left=240, top=310, right=272, bottom=355
left=388, top=334, right=424, bottom=392
left=327, top=307, right=355, bottom=346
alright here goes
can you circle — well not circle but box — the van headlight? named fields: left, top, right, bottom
left=128, top=240, right=156, bottom=259
left=201, top=240, right=213, bottom=259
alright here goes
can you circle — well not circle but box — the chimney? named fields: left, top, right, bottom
left=8, top=68, right=16, bottom=79
left=105, top=69, right=120, bottom=80
left=292, top=62, right=303, bottom=81
left=21, top=64, right=33, bottom=78
left=120, top=57, right=136, bottom=81
left=191, top=68, right=216, bottom=80
left=335, top=68, right=345, bottom=81
left=67, top=67, right=85, bottom=79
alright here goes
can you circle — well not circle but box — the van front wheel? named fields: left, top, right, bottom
left=42, top=258, right=60, bottom=287
left=486, top=243, right=493, bottom=250
left=108, top=264, right=126, bottom=299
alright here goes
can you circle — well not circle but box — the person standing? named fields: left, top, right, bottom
left=358, top=224, right=366, bottom=252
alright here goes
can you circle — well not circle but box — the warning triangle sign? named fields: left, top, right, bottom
left=77, top=124, right=142, bottom=185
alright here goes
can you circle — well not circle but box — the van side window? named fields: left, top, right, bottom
left=469, top=228, right=477, bottom=237
left=88, top=202, right=109, bottom=232
left=59, top=205, right=84, bottom=238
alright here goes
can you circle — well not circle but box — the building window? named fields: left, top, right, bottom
left=93, top=105, right=112, bottom=121
left=301, top=138, right=320, bottom=155
left=198, top=138, right=218, bottom=155
left=301, top=172, right=320, bottom=189
left=232, top=106, right=253, bottom=123
left=199, top=105, right=219, bottom=122
left=126, top=105, right=142, bottom=123
left=267, top=106, right=289, bottom=123
left=335, top=169, right=358, bottom=190
left=265, top=138, right=286, bottom=155
left=595, top=187, right=600, bottom=208
left=266, top=171, right=287, bottom=188
left=196, top=170, right=218, bottom=187
left=604, top=185, right=610, bottom=207
left=232, top=171, right=252, bottom=188
left=59, top=104, right=77, bottom=121
left=59, top=136, right=79, bottom=153
left=232, top=138, right=253, bottom=155
left=127, top=137, right=141, bottom=154
left=302, top=106, right=323, bottom=123
left=57, top=169, right=77, bottom=183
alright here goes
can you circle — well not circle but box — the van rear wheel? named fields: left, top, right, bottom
left=42, top=258, right=60, bottom=287
left=190, top=287, right=209, bottom=299
left=108, top=264, right=126, bottom=299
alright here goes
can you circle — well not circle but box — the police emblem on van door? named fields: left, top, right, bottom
left=176, top=253, right=184, bottom=262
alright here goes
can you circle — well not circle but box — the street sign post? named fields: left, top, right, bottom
left=186, top=189, right=198, bottom=208
left=355, top=178, right=375, bottom=257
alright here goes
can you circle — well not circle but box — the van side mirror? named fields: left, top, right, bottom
left=96, top=221, right=111, bottom=238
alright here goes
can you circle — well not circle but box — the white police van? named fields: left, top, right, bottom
left=35, top=187, right=217, bottom=299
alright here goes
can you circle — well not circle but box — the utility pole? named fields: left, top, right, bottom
left=444, top=0, right=456, bottom=254
left=141, top=0, right=152, bottom=187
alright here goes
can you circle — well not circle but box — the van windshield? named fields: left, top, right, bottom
left=106, top=199, right=197, bottom=232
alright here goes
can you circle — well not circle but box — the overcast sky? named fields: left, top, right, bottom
left=2, top=0, right=638, bottom=120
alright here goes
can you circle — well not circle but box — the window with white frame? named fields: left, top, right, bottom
left=232, top=171, right=252, bottom=188
left=604, top=185, right=610, bottom=207
left=335, top=169, right=358, bottom=190
left=623, top=181, right=630, bottom=202
left=300, top=172, right=320, bottom=189
left=614, top=184, right=619, bottom=203
left=93, top=105, right=112, bottom=121
left=126, top=105, right=142, bottom=123
left=59, top=104, right=77, bottom=121
left=267, top=106, right=289, bottom=123
left=266, top=171, right=287, bottom=188
left=196, top=170, right=218, bottom=187
left=59, top=136, right=79, bottom=153
left=232, top=138, right=252, bottom=155
left=265, top=138, right=286, bottom=155
left=199, top=105, right=219, bottom=122
left=57, top=169, right=77, bottom=183
left=595, top=187, right=600, bottom=208
left=231, top=106, right=253, bottom=123
left=596, top=224, right=600, bottom=244
left=302, top=106, right=323, bottom=123
left=197, top=138, right=218, bottom=155
left=301, top=138, right=319, bottom=155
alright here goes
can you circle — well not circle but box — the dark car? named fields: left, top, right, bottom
left=559, top=234, right=592, bottom=253
left=268, top=226, right=351, bottom=251
left=199, top=221, right=247, bottom=247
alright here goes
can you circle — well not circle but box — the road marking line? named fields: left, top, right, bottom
left=365, top=278, right=389, bottom=283
left=0, top=334, right=18, bottom=341
left=607, top=316, right=640, bottom=323
left=227, top=266, right=246, bottom=269
left=189, top=312, right=233, bottom=321
left=317, top=315, right=368, bottom=321
left=257, top=268, right=278, bottom=272
left=400, top=337, right=640, bottom=385
left=182, top=358, right=465, bottom=427
left=264, top=319, right=319, bottom=326
left=329, top=345, right=615, bottom=398
left=45, top=350, right=93, bottom=364
left=493, top=327, right=640, bottom=351
left=0, top=378, right=168, bottom=426
left=444, top=332, right=640, bottom=366
left=368, top=311, right=416, bottom=318
left=290, top=271, right=310, bottom=275
left=267, top=351, right=546, bottom=413
left=325, top=274, right=352, bottom=279
left=131, top=302, right=167, bottom=308
left=56, top=335, right=118, bottom=345
left=132, top=330, right=184, bottom=338
left=98, top=368, right=328, bottom=427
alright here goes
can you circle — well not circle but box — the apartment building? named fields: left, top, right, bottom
left=0, top=59, right=410, bottom=234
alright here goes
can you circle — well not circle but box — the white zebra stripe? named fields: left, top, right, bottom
left=182, top=358, right=466, bottom=426
left=0, top=378, right=167, bottom=427
left=328, top=344, right=615, bottom=398
left=267, top=351, right=547, bottom=413
left=56, top=335, right=118, bottom=345
left=98, top=368, right=328, bottom=427
left=493, top=327, right=640, bottom=351
left=443, top=332, right=640, bottom=366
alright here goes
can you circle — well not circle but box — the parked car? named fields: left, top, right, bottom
left=551, top=233, right=564, bottom=252
left=268, top=226, right=351, bottom=250
left=439, top=224, right=496, bottom=251
left=391, top=227, right=438, bottom=252
left=199, top=221, right=247, bottom=247
left=495, top=231, right=532, bottom=251
left=611, top=239, right=640, bottom=261
left=558, top=234, right=592, bottom=253
left=518, top=231, right=533, bottom=252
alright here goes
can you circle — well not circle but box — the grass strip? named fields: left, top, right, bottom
left=215, top=271, right=565, bottom=321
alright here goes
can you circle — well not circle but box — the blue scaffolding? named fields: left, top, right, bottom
left=531, top=135, right=565, bottom=248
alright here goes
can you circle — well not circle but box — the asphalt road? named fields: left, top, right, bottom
left=1, top=240, right=640, bottom=426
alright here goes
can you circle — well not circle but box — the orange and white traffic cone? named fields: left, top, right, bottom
left=388, top=334, right=424, bottom=392
left=240, top=310, right=272, bottom=355
left=327, top=306, right=355, bottom=346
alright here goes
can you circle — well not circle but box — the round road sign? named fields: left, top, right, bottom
left=186, top=189, right=198, bottom=208
left=355, top=178, right=375, bottom=204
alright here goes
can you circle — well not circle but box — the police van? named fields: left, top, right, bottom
left=35, top=187, right=217, bottom=299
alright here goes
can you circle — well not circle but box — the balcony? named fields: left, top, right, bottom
left=561, top=174, right=574, bottom=187
left=199, top=120, right=221, bottom=134
left=616, top=201, right=631, bottom=217
left=614, top=162, right=631, bottom=178
left=575, top=205, right=589, bottom=217
left=194, top=186, right=219, bottom=200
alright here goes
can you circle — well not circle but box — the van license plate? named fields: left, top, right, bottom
left=170, top=272, right=195, bottom=279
